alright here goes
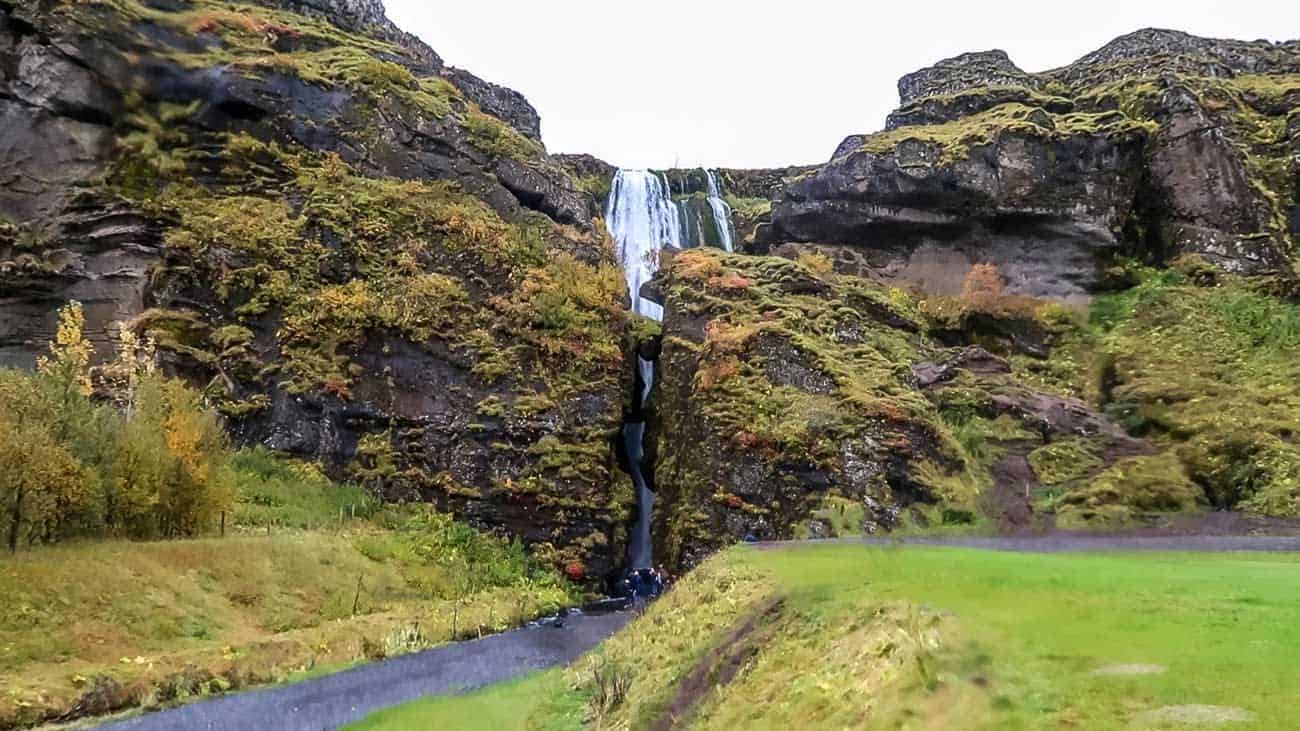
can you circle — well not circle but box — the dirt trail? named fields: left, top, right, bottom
left=648, top=596, right=785, bottom=731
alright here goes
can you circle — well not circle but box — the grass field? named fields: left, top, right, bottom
left=0, top=451, right=574, bottom=729
left=353, top=544, right=1300, bottom=730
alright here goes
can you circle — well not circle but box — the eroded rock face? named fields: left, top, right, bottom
left=1050, top=28, right=1300, bottom=88
left=769, top=128, right=1147, bottom=302
left=649, top=249, right=1160, bottom=562
left=1143, top=83, right=1291, bottom=274
left=0, top=0, right=629, bottom=578
left=649, top=251, right=951, bottom=568
left=769, top=29, right=1300, bottom=292
left=897, top=50, right=1035, bottom=106
left=443, top=67, right=543, bottom=142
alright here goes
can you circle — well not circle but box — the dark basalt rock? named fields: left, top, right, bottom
left=767, top=29, right=1300, bottom=293
left=886, top=86, right=1074, bottom=130
left=0, top=0, right=628, bottom=578
left=911, top=346, right=1010, bottom=388
left=768, top=129, right=1146, bottom=302
left=1047, top=28, right=1300, bottom=89
left=897, top=50, right=1036, bottom=106
left=1144, top=82, right=1291, bottom=274
left=444, top=67, right=543, bottom=142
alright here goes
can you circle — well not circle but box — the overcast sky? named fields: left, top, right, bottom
left=386, top=0, right=1298, bottom=170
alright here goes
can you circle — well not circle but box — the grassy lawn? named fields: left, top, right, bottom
left=356, top=544, right=1300, bottom=729
left=346, top=672, right=584, bottom=731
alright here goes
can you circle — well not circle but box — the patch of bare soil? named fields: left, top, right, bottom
left=1091, top=663, right=1166, bottom=676
left=647, top=596, right=785, bottom=731
left=1136, top=704, right=1255, bottom=724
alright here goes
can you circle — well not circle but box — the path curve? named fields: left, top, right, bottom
left=756, top=534, right=1300, bottom=552
left=95, top=610, right=630, bottom=731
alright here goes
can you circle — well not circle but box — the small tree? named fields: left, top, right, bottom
left=36, top=302, right=94, bottom=436
left=959, top=263, right=1005, bottom=310
left=0, top=417, right=90, bottom=551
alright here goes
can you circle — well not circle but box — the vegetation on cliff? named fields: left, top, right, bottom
left=0, top=306, right=574, bottom=729
left=1023, top=260, right=1300, bottom=519
left=0, top=0, right=636, bottom=577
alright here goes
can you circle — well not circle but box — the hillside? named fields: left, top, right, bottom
left=354, top=542, right=1300, bottom=730
left=1, top=0, right=633, bottom=579
left=3, top=0, right=1299, bottom=596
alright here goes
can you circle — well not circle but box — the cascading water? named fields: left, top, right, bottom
left=605, top=170, right=676, bottom=572
left=703, top=169, right=736, bottom=253
left=605, top=168, right=737, bottom=578
left=605, top=170, right=681, bottom=321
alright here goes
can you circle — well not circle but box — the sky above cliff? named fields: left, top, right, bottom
left=387, top=0, right=1298, bottom=170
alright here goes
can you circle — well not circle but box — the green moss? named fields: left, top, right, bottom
left=856, top=102, right=1155, bottom=164
left=462, top=109, right=544, bottom=162
left=572, top=173, right=612, bottom=203
left=1034, top=264, right=1300, bottom=517
left=1027, top=438, right=1103, bottom=486
left=721, top=194, right=772, bottom=221
left=1054, top=453, right=1204, bottom=528
left=655, top=248, right=980, bottom=543
left=90, top=0, right=543, bottom=165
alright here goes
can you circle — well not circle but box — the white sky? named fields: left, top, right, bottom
left=385, top=0, right=1299, bottom=169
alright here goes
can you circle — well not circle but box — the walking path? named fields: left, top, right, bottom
left=95, top=610, right=630, bottom=731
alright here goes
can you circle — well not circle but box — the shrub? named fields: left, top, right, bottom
left=0, top=304, right=236, bottom=547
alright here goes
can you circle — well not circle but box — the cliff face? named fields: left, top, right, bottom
left=649, top=30, right=1300, bottom=563
left=766, top=29, right=1300, bottom=295
left=4, top=8, right=1300, bottom=577
left=0, top=0, right=631, bottom=578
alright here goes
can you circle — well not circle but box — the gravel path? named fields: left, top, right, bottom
left=95, top=610, right=630, bottom=731
left=756, top=534, right=1300, bottom=552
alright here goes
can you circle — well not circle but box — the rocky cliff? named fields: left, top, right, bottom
left=4, top=7, right=1300, bottom=578
left=649, top=30, right=1300, bottom=562
left=0, top=0, right=632, bottom=578
left=765, top=28, right=1300, bottom=297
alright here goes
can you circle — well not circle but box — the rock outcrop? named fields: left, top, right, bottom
left=767, top=29, right=1300, bottom=292
left=0, top=0, right=631, bottom=577
left=648, top=249, right=1162, bottom=567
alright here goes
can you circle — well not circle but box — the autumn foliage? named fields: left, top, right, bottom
left=0, top=303, right=235, bottom=549
left=960, top=262, right=1006, bottom=307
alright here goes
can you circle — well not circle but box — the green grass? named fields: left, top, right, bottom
left=363, top=544, right=1300, bottom=730
left=346, top=672, right=584, bottom=731
left=0, top=447, right=574, bottom=729
left=230, top=448, right=379, bottom=529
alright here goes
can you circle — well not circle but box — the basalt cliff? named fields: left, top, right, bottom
left=3, top=0, right=1298, bottom=576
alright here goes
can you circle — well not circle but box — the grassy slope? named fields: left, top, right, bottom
left=360, top=544, right=1300, bottom=730
left=0, top=450, right=573, bottom=728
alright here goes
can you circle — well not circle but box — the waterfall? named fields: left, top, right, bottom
left=623, top=419, right=654, bottom=569
left=703, top=169, right=736, bottom=253
left=607, top=170, right=676, bottom=571
left=605, top=170, right=681, bottom=321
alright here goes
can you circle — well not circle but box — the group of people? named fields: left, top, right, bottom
left=612, top=566, right=668, bottom=601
